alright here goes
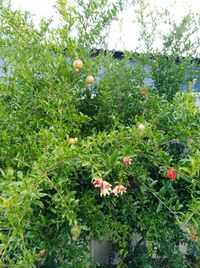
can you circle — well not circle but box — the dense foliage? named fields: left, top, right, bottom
left=0, top=0, right=199, bottom=267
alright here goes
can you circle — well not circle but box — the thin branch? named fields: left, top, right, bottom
left=130, top=173, right=182, bottom=222
left=0, top=228, right=13, bottom=231
left=184, top=207, right=199, bottom=225
left=46, top=157, right=82, bottom=173
left=0, top=229, right=13, bottom=262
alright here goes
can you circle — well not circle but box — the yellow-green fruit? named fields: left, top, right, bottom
left=69, top=137, right=78, bottom=145
left=5, top=167, right=15, bottom=176
left=73, top=59, right=83, bottom=71
left=70, top=225, right=81, bottom=240
left=86, top=75, right=94, bottom=85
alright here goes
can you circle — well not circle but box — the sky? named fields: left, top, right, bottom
left=11, top=0, right=200, bottom=53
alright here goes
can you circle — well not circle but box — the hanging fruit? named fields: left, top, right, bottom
left=5, top=167, right=15, bottom=176
left=86, top=75, right=94, bottom=87
left=73, top=58, right=83, bottom=72
left=70, top=225, right=81, bottom=240
left=69, top=137, right=78, bottom=145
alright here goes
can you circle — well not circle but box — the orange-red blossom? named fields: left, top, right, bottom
left=166, top=168, right=176, bottom=181
left=112, top=185, right=127, bottom=196
left=190, top=227, right=197, bottom=241
left=93, top=177, right=112, bottom=197
left=93, top=178, right=126, bottom=197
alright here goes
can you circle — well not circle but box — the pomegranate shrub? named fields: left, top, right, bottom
left=0, top=1, right=199, bottom=267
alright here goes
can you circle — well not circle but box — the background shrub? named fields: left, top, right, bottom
left=0, top=0, right=199, bottom=267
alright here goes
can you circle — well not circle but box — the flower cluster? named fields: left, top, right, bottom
left=93, top=177, right=127, bottom=197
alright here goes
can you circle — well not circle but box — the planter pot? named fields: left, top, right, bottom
left=90, top=239, right=115, bottom=266
left=90, top=233, right=142, bottom=266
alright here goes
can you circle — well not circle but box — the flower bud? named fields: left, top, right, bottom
left=138, top=123, right=145, bottom=130
left=123, top=157, right=132, bottom=165
left=39, top=250, right=46, bottom=256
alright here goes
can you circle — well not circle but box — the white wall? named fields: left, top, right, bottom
left=11, top=0, right=200, bottom=54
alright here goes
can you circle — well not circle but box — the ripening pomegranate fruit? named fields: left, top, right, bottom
left=73, top=59, right=83, bottom=72
left=86, top=75, right=94, bottom=87
left=69, top=137, right=78, bottom=145
left=5, top=167, right=15, bottom=176
left=70, top=225, right=81, bottom=240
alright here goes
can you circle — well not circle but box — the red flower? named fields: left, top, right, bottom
left=100, top=180, right=112, bottom=197
left=93, top=178, right=103, bottom=188
left=166, top=168, right=176, bottom=181
left=93, top=178, right=112, bottom=197
left=190, top=235, right=197, bottom=241
left=112, top=184, right=127, bottom=196
left=190, top=227, right=197, bottom=241
left=123, top=156, right=132, bottom=165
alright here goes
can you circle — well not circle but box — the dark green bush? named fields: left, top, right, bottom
left=0, top=1, right=199, bottom=267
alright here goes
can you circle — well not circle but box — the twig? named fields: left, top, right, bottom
left=0, top=230, right=13, bottom=262
left=184, top=208, right=199, bottom=225
left=0, top=228, right=13, bottom=231
left=130, top=173, right=182, bottom=222
left=46, top=157, right=82, bottom=173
